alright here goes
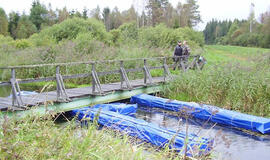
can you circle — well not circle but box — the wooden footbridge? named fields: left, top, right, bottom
left=0, top=56, right=204, bottom=117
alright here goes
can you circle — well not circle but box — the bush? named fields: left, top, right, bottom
left=118, top=22, right=138, bottom=42
left=74, top=32, right=106, bottom=54
left=0, top=35, right=13, bottom=46
left=13, top=39, right=33, bottom=49
left=138, top=24, right=204, bottom=50
left=29, top=33, right=56, bottom=46
left=31, top=18, right=112, bottom=45
left=110, top=29, right=121, bottom=45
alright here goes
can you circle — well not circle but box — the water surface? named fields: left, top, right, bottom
left=135, top=106, right=270, bottom=160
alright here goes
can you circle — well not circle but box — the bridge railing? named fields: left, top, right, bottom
left=0, top=55, right=203, bottom=108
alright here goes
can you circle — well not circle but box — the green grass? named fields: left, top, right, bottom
left=202, top=45, right=270, bottom=65
left=0, top=114, right=194, bottom=160
left=163, top=45, right=270, bottom=117
left=2, top=44, right=270, bottom=159
left=0, top=115, right=147, bottom=159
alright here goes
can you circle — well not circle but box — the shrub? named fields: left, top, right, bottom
left=118, top=22, right=138, bottom=42
left=74, top=32, right=106, bottom=54
left=0, top=35, right=13, bottom=46
left=31, top=18, right=112, bottom=45
left=29, top=33, right=56, bottom=46
left=13, top=39, right=33, bottom=49
left=138, top=24, right=204, bottom=50
left=110, top=29, right=121, bottom=45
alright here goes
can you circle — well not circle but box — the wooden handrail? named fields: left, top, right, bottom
left=0, top=55, right=198, bottom=69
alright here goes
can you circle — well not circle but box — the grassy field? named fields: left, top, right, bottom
left=164, top=45, right=270, bottom=117
left=1, top=44, right=270, bottom=159
left=203, top=45, right=270, bottom=65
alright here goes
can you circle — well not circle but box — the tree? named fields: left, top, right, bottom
left=163, top=2, right=174, bottom=27
left=146, top=0, right=168, bottom=26
left=8, top=11, right=20, bottom=39
left=110, top=7, right=122, bottom=29
left=16, top=15, right=37, bottom=39
left=29, top=0, right=48, bottom=30
left=0, top=8, right=8, bottom=36
left=82, top=7, right=88, bottom=19
left=90, top=6, right=101, bottom=20
left=102, top=7, right=110, bottom=31
left=58, top=7, right=69, bottom=23
left=182, top=0, right=201, bottom=28
left=121, top=6, right=137, bottom=23
left=46, top=3, right=57, bottom=26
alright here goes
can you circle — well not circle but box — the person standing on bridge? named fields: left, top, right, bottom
left=173, top=41, right=183, bottom=70
left=182, top=40, right=191, bottom=66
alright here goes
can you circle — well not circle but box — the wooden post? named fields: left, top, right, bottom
left=91, top=63, right=96, bottom=93
left=144, top=59, right=147, bottom=84
left=120, top=61, right=124, bottom=88
left=163, top=57, right=166, bottom=82
left=56, top=65, right=60, bottom=99
left=11, top=68, right=16, bottom=106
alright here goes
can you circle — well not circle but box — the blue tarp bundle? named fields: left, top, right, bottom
left=71, top=103, right=213, bottom=156
left=93, top=103, right=137, bottom=116
left=71, top=103, right=137, bottom=116
left=130, top=94, right=270, bottom=134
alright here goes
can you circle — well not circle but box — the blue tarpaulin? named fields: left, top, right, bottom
left=71, top=103, right=137, bottom=116
left=71, top=103, right=213, bottom=156
left=93, top=103, right=137, bottom=116
left=130, top=94, right=270, bottom=134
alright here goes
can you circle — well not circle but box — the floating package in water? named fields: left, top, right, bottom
left=71, top=103, right=137, bottom=117
left=71, top=103, right=213, bottom=156
left=130, top=94, right=270, bottom=134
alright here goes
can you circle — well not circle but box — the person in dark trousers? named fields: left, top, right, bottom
left=182, top=40, right=191, bottom=66
left=173, top=41, right=183, bottom=70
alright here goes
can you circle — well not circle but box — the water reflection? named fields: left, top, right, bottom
left=136, top=106, right=270, bottom=160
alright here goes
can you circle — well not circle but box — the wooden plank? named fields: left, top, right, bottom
left=0, top=77, right=166, bottom=110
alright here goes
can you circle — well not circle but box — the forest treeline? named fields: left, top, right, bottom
left=0, top=0, right=201, bottom=39
left=203, top=10, right=270, bottom=48
left=0, top=0, right=269, bottom=49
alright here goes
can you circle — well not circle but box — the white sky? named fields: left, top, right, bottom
left=1, top=0, right=270, bottom=30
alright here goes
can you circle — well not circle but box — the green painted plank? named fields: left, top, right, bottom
left=0, top=85, right=163, bottom=119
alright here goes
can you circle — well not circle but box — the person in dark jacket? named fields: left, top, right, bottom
left=173, top=41, right=183, bottom=70
left=182, top=40, right=191, bottom=66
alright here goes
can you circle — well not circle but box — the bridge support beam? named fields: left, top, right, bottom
left=10, top=68, right=25, bottom=109
left=163, top=57, right=172, bottom=82
left=91, top=63, right=104, bottom=95
left=120, top=61, right=132, bottom=90
left=56, top=66, right=71, bottom=102
left=143, top=59, right=153, bottom=85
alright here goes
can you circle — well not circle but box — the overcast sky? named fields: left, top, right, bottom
left=1, top=0, right=270, bottom=30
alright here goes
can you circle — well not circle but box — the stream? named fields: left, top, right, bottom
left=1, top=86, right=270, bottom=160
left=135, top=106, right=270, bottom=160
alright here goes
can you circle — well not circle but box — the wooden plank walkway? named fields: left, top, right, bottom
left=0, top=77, right=164, bottom=111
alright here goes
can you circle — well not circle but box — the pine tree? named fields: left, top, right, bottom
left=16, top=15, right=37, bottom=39
left=82, top=8, right=88, bottom=19
left=183, top=0, right=201, bottom=28
left=58, top=7, right=69, bottom=23
left=0, top=8, right=8, bottom=36
left=146, top=0, right=168, bottom=26
left=102, top=7, right=110, bottom=31
left=90, top=6, right=101, bottom=20
left=8, top=11, right=20, bottom=39
left=29, top=0, right=48, bottom=30
left=46, top=3, right=57, bottom=26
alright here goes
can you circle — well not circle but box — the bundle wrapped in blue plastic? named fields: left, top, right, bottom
left=71, top=105, right=213, bottom=156
left=130, top=94, right=270, bottom=134
left=93, top=103, right=137, bottom=116
left=71, top=103, right=137, bottom=117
